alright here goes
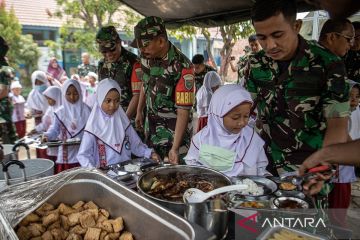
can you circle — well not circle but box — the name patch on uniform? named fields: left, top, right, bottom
left=183, top=74, right=194, bottom=90
left=132, top=82, right=142, bottom=91
left=176, top=92, right=195, bottom=105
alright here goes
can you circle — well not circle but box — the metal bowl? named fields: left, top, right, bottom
left=228, top=175, right=278, bottom=201
left=272, top=197, right=309, bottom=209
left=137, top=165, right=232, bottom=215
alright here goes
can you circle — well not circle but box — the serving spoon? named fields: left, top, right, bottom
left=183, top=184, right=248, bottom=203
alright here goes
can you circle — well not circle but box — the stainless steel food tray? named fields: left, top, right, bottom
left=18, top=171, right=215, bottom=240
left=256, top=225, right=326, bottom=240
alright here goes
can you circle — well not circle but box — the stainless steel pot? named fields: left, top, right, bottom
left=185, top=199, right=228, bottom=240
left=137, top=165, right=232, bottom=215
left=0, top=159, right=54, bottom=189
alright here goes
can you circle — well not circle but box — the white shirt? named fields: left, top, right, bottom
left=45, top=116, right=84, bottom=164
left=77, top=126, right=152, bottom=168
left=11, top=95, right=25, bottom=122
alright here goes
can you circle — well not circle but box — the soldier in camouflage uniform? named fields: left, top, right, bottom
left=96, top=26, right=142, bottom=119
left=248, top=0, right=350, bottom=183
left=77, top=52, right=97, bottom=79
left=345, top=21, right=360, bottom=83
left=0, top=36, right=17, bottom=143
left=133, top=16, right=195, bottom=164
left=191, top=54, right=216, bottom=93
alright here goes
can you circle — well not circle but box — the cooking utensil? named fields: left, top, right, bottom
left=281, top=165, right=334, bottom=186
left=183, top=184, right=248, bottom=203
left=137, top=165, right=232, bottom=215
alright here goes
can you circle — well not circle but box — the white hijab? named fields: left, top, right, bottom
left=196, top=71, right=222, bottom=108
left=188, top=84, right=264, bottom=175
left=43, top=86, right=62, bottom=111
left=10, top=81, right=25, bottom=104
left=54, top=80, right=91, bottom=137
left=85, top=78, right=130, bottom=154
left=27, top=70, right=48, bottom=112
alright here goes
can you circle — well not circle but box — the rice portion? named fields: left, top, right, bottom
left=235, top=178, right=264, bottom=196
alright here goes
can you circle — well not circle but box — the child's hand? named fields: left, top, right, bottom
left=29, top=129, right=37, bottom=135
left=168, top=148, right=179, bottom=165
left=150, top=152, right=161, bottom=163
left=41, top=135, right=48, bottom=143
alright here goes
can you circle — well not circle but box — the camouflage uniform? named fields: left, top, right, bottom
left=194, top=64, right=216, bottom=93
left=345, top=50, right=360, bottom=83
left=247, top=36, right=350, bottom=170
left=96, top=26, right=142, bottom=111
left=134, top=16, right=195, bottom=158
left=77, top=63, right=97, bottom=78
left=236, top=54, right=250, bottom=84
left=0, top=66, right=17, bottom=143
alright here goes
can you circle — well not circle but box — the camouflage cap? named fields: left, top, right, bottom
left=96, top=26, right=121, bottom=52
left=131, top=16, right=167, bottom=48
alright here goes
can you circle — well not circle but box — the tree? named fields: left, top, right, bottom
left=169, top=22, right=254, bottom=81
left=0, top=2, right=40, bottom=86
left=218, top=21, right=254, bottom=81
left=49, top=0, right=142, bottom=57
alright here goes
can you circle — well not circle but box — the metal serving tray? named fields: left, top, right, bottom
left=256, top=225, right=326, bottom=240
left=36, top=171, right=215, bottom=240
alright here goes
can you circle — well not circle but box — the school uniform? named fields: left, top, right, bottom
left=77, top=78, right=152, bottom=168
left=195, top=72, right=221, bottom=132
left=10, top=82, right=26, bottom=138
left=185, top=84, right=269, bottom=177
left=45, top=80, right=91, bottom=173
left=35, top=86, right=62, bottom=161
left=27, top=71, right=49, bottom=125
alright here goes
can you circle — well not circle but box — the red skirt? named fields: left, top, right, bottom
left=36, top=148, right=49, bottom=159
left=197, top=116, right=208, bottom=132
left=328, top=182, right=351, bottom=227
left=14, top=120, right=26, bottom=138
left=55, top=163, right=81, bottom=174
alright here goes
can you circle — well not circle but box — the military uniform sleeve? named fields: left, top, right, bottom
left=322, top=60, right=350, bottom=118
left=130, top=62, right=142, bottom=95
left=175, top=67, right=195, bottom=109
left=246, top=57, right=258, bottom=99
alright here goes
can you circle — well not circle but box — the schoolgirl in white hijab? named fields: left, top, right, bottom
left=44, top=79, right=91, bottom=173
left=30, top=86, right=62, bottom=161
left=196, top=71, right=222, bottom=132
left=185, top=84, right=269, bottom=177
left=27, top=70, right=49, bottom=124
left=77, top=78, right=157, bottom=168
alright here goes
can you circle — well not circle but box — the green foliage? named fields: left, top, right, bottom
left=168, top=26, right=197, bottom=41
left=0, top=5, right=23, bottom=66
left=52, top=0, right=131, bottom=58
left=18, top=34, right=41, bottom=85
left=0, top=3, right=40, bottom=86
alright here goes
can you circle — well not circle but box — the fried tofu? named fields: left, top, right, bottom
left=119, top=231, right=134, bottom=240
left=84, top=227, right=101, bottom=240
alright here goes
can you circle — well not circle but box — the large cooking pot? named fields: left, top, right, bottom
left=0, top=159, right=54, bottom=190
left=137, top=165, right=232, bottom=215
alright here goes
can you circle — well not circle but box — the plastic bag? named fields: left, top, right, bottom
left=0, top=168, right=96, bottom=239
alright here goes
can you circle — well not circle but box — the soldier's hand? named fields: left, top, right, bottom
left=168, top=148, right=179, bottom=165
left=135, top=112, right=144, bottom=130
